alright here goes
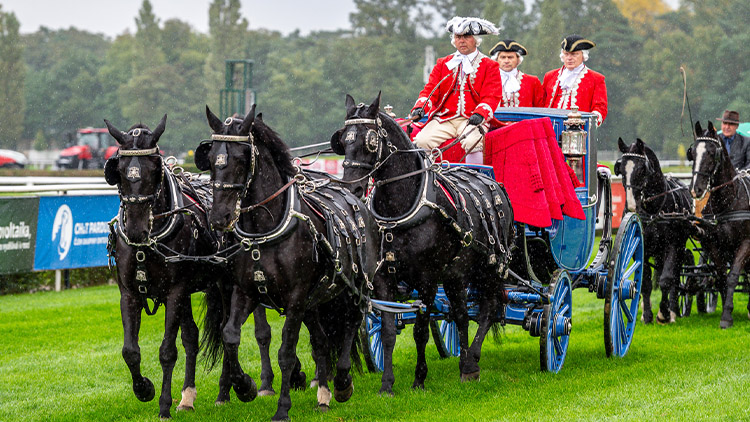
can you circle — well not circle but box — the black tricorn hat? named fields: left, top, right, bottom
left=490, top=40, right=528, bottom=56
left=445, top=17, right=499, bottom=36
left=561, top=35, right=596, bottom=52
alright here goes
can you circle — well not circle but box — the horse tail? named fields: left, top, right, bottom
left=199, top=280, right=227, bottom=372
left=317, top=293, right=364, bottom=376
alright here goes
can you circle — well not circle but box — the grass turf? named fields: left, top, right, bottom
left=1, top=284, right=749, bottom=422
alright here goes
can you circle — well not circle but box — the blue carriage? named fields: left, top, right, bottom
left=361, top=107, right=644, bottom=373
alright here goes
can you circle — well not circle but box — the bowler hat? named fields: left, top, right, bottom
left=716, top=110, right=740, bottom=125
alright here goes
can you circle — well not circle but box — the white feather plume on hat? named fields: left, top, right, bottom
left=445, top=16, right=499, bottom=36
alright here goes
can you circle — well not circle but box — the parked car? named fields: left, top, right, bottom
left=0, top=149, right=28, bottom=168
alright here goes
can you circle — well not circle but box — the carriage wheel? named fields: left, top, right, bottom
left=695, top=256, right=719, bottom=314
left=540, top=269, right=573, bottom=373
left=431, top=320, right=460, bottom=358
left=605, top=212, right=644, bottom=358
left=678, top=248, right=696, bottom=317
left=360, top=311, right=383, bottom=372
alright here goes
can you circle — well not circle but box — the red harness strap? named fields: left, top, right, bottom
left=436, top=179, right=459, bottom=210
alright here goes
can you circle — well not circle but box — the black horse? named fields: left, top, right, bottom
left=103, top=116, right=230, bottom=419
left=615, top=138, right=693, bottom=324
left=195, top=105, right=378, bottom=421
left=330, top=93, right=514, bottom=394
left=687, top=121, right=750, bottom=328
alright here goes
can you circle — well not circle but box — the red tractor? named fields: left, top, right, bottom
left=56, top=128, right=119, bottom=170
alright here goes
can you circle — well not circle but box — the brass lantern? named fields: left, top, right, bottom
left=561, top=107, right=587, bottom=156
left=561, top=107, right=588, bottom=184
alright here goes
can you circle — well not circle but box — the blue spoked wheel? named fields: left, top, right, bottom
left=605, top=212, right=644, bottom=358
left=360, top=312, right=384, bottom=372
left=433, top=320, right=460, bottom=357
left=540, top=269, right=573, bottom=373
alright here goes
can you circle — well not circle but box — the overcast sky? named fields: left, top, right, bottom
left=1, top=0, right=358, bottom=38
left=2, top=0, right=679, bottom=38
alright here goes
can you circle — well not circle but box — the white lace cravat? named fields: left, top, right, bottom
left=446, top=50, right=478, bottom=74
left=500, top=69, right=520, bottom=93
left=558, top=63, right=585, bottom=90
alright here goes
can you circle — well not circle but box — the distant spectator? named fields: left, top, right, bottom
left=716, top=110, right=750, bottom=170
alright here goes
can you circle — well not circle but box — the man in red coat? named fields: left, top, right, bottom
left=410, top=16, right=502, bottom=164
left=489, top=39, right=543, bottom=108
left=542, top=35, right=607, bottom=127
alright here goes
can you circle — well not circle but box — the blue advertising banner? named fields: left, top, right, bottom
left=34, top=195, right=120, bottom=271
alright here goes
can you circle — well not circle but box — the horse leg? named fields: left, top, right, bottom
left=376, top=278, right=397, bottom=396
left=253, top=306, right=276, bottom=396
left=303, top=311, right=331, bottom=411
left=657, top=248, right=678, bottom=324
left=272, top=305, right=305, bottom=421
left=222, top=285, right=258, bottom=402
left=215, top=348, right=232, bottom=405
left=443, top=282, right=474, bottom=381
left=120, top=291, right=155, bottom=404
left=177, top=295, right=199, bottom=412
left=641, top=261, right=653, bottom=324
left=720, top=242, right=750, bottom=329
left=412, top=284, right=437, bottom=390
left=333, top=303, right=361, bottom=403
left=156, top=288, right=187, bottom=419
left=466, top=284, right=499, bottom=370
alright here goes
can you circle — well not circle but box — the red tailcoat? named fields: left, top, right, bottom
left=499, top=71, right=544, bottom=108
left=412, top=52, right=502, bottom=126
left=542, top=66, right=607, bottom=125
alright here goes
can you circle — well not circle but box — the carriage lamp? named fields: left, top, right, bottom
left=561, top=107, right=588, bottom=183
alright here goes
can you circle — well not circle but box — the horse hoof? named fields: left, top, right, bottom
left=309, top=379, right=319, bottom=388
left=271, top=413, right=290, bottom=422
left=641, top=312, right=653, bottom=324
left=318, top=404, right=330, bottom=413
left=234, top=374, right=257, bottom=402
left=134, top=377, right=155, bottom=402
left=214, top=400, right=228, bottom=406
left=291, top=371, right=307, bottom=391
left=176, top=405, right=194, bottom=412
left=411, top=382, right=425, bottom=390
left=460, top=371, right=480, bottom=382
left=159, top=415, right=171, bottom=421
left=670, top=310, right=677, bottom=323
left=656, top=310, right=671, bottom=325
left=334, top=382, right=354, bottom=403
left=720, top=319, right=733, bottom=329
left=258, top=388, right=276, bottom=397
left=378, top=388, right=394, bottom=397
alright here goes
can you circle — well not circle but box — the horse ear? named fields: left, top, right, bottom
left=345, top=94, right=356, bottom=116
left=695, top=121, right=703, bottom=137
left=104, top=119, right=125, bottom=144
left=206, top=105, right=223, bottom=133
left=240, top=104, right=256, bottom=136
left=613, top=159, right=621, bottom=176
left=152, top=114, right=167, bottom=142
left=617, top=137, right=627, bottom=153
left=686, top=145, right=694, bottom=162
left=366, top=91, right=382, bottom=117
left=330, top=128, right=346, bottom=155
left=194, top=141, right=213, bottom=171
left=104, top=157, right=120, bottom=185
left=707, top=121, right=716, bottom=135
left=635, top=138, right=645, bottom=151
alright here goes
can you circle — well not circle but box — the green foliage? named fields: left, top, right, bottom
left=0, top=6, right=25, bottom=150
left=32, top=129, right=47, bottom=151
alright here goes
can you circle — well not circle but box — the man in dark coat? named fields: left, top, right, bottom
left=717, top=110, right=750, bottom=170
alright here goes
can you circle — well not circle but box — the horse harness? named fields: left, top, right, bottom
left=342, top=112, right=513, bottom=281
left=106, top=137, right=213, bottom=316
left=206, top=132, right=374, bottom=314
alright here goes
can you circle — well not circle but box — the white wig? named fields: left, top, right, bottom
left=560, top=49, right=589, bottom=62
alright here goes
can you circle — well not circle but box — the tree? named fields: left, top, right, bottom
left=483, top=0, right=533, bottom=40
left=0, top=6, right=25, bottom=149
left=350, top=0, right=426, bottom=38
left=524, top=0, right=564, bottom=78
left=612, top=0, right=671, bottom=36
left=204, top=0, right=248, bottom=107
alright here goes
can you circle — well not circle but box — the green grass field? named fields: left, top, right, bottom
left=1, top=284, right=749, bottom=422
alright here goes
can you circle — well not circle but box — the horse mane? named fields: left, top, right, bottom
left=251, top=117, right=296, bottom=180
left=377, top=111, right=417, bottom=151
left=641, top=143, right=663, bottom=176
left=127, top=123, right=149, bottom=131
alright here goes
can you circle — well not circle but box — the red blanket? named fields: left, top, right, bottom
left=484, top=118, right=585, bottom=227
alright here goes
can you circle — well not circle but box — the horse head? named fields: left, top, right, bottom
left=688, top=121, right=724, bottom=199
left=104, top=115, right=167, bottom=244
left=616, top=137, right=660, bottom=212
left=198, top=105, right=296, bottom=231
